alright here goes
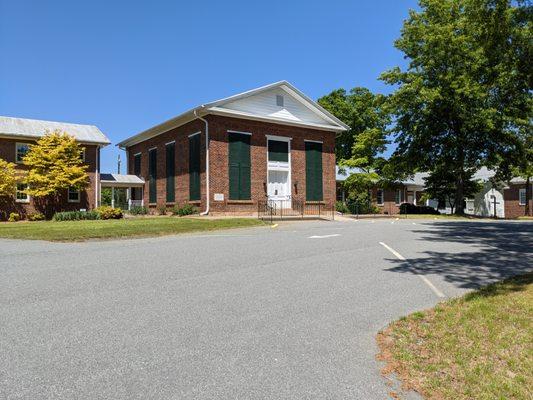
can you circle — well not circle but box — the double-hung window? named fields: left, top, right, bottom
left=68, top=187, right=80, bottom=203
left=16, top=183, right=29, bottom=203
left=16, top=143, right=30, bottom=163
left=519, top=188, right=526, bottom=206
left=395, top=189, right=403, bottom=205
left=376, top=189, right=384, bottom=206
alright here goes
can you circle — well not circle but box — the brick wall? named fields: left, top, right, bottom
left=0, top=138, right=99, bottom=219
left=126, top=119, right=206, bottom=211
left=125, top=115, right=336, bottom=214
left=504, top=183, right=532, bottom=219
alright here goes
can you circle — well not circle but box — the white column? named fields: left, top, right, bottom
left=111, top=187, right=115, bottom=209
left=413, top=190, right=417, bottom=205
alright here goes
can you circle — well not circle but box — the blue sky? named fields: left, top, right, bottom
left=0, top=0, right=417, bottom=173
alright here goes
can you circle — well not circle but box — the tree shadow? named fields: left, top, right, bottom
left=385, top=221, right=533, bottom=290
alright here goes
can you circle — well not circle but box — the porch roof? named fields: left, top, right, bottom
left=100, top=173, right=145, bottom=188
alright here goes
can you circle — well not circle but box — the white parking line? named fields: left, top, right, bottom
left=379, top=242, right=446, bottom=298
left=308, top=234, right=341, bottom=239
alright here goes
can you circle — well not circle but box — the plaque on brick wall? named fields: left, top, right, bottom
left=214, top=193, right=224, bottom=201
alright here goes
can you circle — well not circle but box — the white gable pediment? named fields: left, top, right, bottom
left=206, top=82, right=348, bottom=131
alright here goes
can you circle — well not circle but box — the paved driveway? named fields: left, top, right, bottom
left=1, top=219, right=531, bottom=399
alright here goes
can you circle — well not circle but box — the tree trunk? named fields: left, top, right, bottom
left=455, top=173, right=465, bottom=215
left=526, top=176, right=531, bottom=217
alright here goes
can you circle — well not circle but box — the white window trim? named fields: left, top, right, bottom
left=15, top=183, right=30, bottom=203
left=188, top=131, right=201, bottom=138
left=267, top=137, right=291, bottom=170
left=519, top=188, right=526, bottom=206
left=266, top=137, right=292, bottom=204
left=165, top=140, right=176, bottom=146
left=68, top=187, right=81, bottom=203
left=80, top=147, right=86, bottom=162
left=304, top=139, right=323, bottom=144
left=15, top=142, right=30, bottom=164
left=133, top=152, right=142, bottom=156
left=376, top=189, right=384, bottom=206
left=227, top=130, right=252, bottom=136
left=265, top=134, right=291, bottom=142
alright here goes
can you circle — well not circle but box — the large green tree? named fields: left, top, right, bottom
left=382, top=0, right=532, bottom=214
left=318, top=87, right=389, bottom=209
left=318, top=87, right=389, bottom=171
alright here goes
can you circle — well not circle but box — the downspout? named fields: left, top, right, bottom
left=194, top=108, right=210, bottom=215
left=95, top=145, right=100, bottom=208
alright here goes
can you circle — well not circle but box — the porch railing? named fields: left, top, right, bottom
left=258, top=199, right=334, bottom=222
left=128, top=199, right=144, bottom=210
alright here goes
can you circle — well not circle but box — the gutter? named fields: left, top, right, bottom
left=194, top=108, right=210, bottom=215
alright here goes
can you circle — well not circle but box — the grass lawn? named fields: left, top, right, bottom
left=0, top=217, right=265, bottom=241
left=377, top=274, right=533, bottom=399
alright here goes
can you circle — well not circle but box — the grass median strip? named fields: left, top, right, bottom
left=0, top=217, right=265, bottom=241
left=377, top=273, right=533, bottom=399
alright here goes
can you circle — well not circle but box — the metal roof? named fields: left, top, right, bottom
left=100, top=174, right=145, bottom=187
left=118, top=81, right=349, bottom=148
left=0, top=116, right=111, bottom=145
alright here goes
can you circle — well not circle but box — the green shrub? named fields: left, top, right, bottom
left=172, top=204, right=198, bottom=217
left=158, top=205, right=168, bottom=216
left=53, top=211, right=100, bottom=221
left=95, top=206, right=123, bottom=220
left=8, top=212, right=20, bottom=222
left=128, top=206, right=148, bottom=215
left=346, top=191, right=380, bottom=214
left=27, top=212, right=45, bottom=221
left=335, top=201, right=349, bottom=214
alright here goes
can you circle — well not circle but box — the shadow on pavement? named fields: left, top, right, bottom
left=386, top=221, right=533, bottom=289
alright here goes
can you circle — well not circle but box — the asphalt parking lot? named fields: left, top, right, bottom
left=1, top=218, right=531, bottom=399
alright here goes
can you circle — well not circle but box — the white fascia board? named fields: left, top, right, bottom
left=117, top=107, right=206, bottom=148
left=0, top=133, right=110, bottom=146
left=208, top=107, right=345, bottom=132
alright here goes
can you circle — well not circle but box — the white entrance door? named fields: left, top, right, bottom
left=268, top=170, right=290, bottom=208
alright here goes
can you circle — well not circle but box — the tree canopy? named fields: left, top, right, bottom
left=318, top=87, right=389, bottom=172
left=381, top=0, right=532, bottom=214
left=0, top=158, right=17, bottom=197
left=23, top=131, right=89, bottom=198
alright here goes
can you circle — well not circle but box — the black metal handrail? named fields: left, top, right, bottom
left=258, top=199, right=334, bottom=221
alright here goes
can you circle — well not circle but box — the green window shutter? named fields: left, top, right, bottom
left=133, top=154, right=141, bottom=176
left=189, top=134, right=201, bottom=201
left=149, top=148, right=157, bottom=203
left=228, top=132, right=251, bottom=200
left=268, top=140, right=288, bottom=162
left=166, top=143, right=175, bottom=203
left=305, top=141, right=323, bottom=201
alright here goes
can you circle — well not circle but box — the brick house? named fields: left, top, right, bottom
left=0, top=116, right=110, bottom=219
left=503, top=179, right=533, bottom=218
left=118, top=81, right=349, bottom=214
left=336, top=166, right=532, bottom=218
left=336, top=167, right=426, bottom=215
